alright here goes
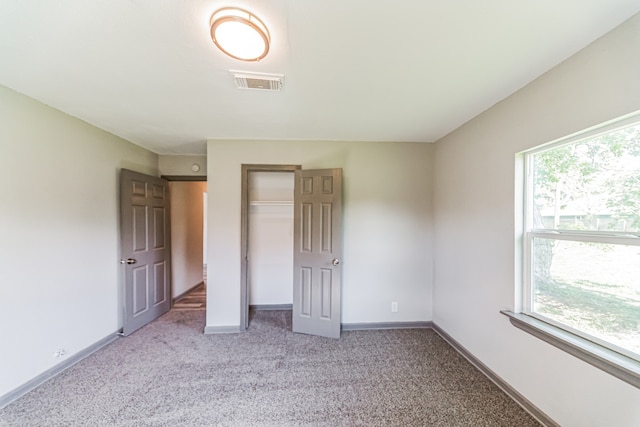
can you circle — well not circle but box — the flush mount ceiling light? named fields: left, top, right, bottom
left=210, top=7, right=270, bottom=62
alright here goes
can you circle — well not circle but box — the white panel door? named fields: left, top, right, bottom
left=293, top=169, right=342, bottom=338
left=120, top=169, right=171, bottom=336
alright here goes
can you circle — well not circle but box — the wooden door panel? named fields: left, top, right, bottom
left=300, top=267, right=312, bottom=316
left=132, top=179, right=146, bottom=196
left=132, top=265, right=149, bottom=315
left=121, top=169, right=171, bottom=336
left=153, top=208, right=165, bottom=249
left=132, top=206, right=147, bottom=252
left=153, top=261, right=167, bottom=305
left=320, top=268, right=332, bottom=319
left=301, top=176, right=313, bottom=194
left=301, top=203, right=313, bottom=251
left=293, top=168, right=342, bottom=339
left=321, top=203, right=332, bottom=251
left=152, top=183, right=165, bottom=199
left=321, top=175, right=333, bottom=193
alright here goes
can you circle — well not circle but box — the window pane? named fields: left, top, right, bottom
left=532, top=124, right=640, bottom=232
left=532, top=237, right=640, bottom=357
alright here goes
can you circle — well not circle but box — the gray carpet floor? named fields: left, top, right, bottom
left=0, top=310, right=540, bottom=426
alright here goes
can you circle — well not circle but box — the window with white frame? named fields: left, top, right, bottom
left=523, top=114, right=640, bottom=363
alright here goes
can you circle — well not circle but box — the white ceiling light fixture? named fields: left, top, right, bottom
left=210, top=7, right=270, bottom=62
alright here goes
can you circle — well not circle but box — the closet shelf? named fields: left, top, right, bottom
left=249, top=200, right=294, bottom=206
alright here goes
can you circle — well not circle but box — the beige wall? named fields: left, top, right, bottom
left=159, top=155, right=207, bottom=177
left=206, top=140, right=434, bottom=329
left=169, top=181, right=207, bottom=298
left=432, top=13, right=640, bottom=426
left=0, top=84, right=158, bottom=397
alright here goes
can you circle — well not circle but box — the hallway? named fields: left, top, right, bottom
left=173, top=283, right=206, bottom=310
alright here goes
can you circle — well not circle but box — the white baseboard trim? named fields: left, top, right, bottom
left=0, top=332, right=119, bottom=410
left=204, top=325, right=242, bottom=334
left=341, top=321, right=433, bottom=331
left=431, top=323, right=559, bottom=427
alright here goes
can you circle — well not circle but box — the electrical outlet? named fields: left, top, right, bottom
left=52, top=349, right=66, bottom=358
left=391, top=302, right=398, bottom=313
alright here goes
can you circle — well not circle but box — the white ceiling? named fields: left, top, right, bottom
left=1, top=1, right=639, bottom=155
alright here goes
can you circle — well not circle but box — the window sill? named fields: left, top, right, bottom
left=501, top=310, right=640, bottom=389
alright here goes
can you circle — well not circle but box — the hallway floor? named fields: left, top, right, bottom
left=173, top=283, right=206, bottom=310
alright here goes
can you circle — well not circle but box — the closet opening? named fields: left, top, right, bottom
left=240, top=165, right=300, bottom=329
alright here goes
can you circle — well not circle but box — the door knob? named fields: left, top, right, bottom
left=120, top=258, right=137, bottom=265
left=332, top=258, right=340, bottom=266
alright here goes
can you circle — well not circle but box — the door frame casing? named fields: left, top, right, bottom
left=240, top=164, right=300, bottom=330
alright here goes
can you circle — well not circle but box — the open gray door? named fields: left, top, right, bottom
left=120, top=169, right=171, bottom=336
left=293, top=169, right=342, bottom=338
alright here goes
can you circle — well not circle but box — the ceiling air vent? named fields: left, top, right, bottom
left=231, top=71, right=284, bottom=91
